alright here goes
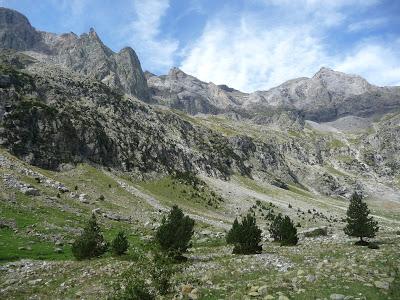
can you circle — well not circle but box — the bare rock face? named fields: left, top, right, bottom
left=148, top=66, right=400, bottom=122
left=245, top=67, right=400, bottom=122
left=0, top=8, right=40, bottom=51
left=147, top=67, right=248, bottom=115
left=0, top=8, right=149, bottom=100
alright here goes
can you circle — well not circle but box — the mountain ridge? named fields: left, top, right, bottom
left=1, top=7, right=400, bottom=122
left=0, top=7, right=149, bottom=100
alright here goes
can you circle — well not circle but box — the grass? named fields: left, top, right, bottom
left=287, top=184, right=313, bottom=198
left=138, top=175, right=224, bottom=211
left=0, top=228, right=72, bottom=262
left=328, top=138, right=346, bottom=149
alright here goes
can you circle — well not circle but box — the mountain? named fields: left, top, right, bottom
left=148, top=66, right=400, bottom=121
left=0, top=7, right=149, bottom=100
left=246, top=67, right=400, bottom=122
left=146, top=67, right=248, bottom=114
left=2, top=8, right=399, bottom=122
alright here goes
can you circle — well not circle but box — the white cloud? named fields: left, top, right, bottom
left=347, top=18, right=387, bottom=32
left=124, top=0, right=178, bottom=71
left=179, top=0, right=400, bottom=92
left=180, top=17, right=332, bottom=92
left=335, top=41, right=400, bottom=87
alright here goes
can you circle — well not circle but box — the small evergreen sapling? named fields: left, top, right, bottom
left=155, top=205, right=195, bottom=259
left=226, top=213, right=262, bottom=254
left=112, top=231, right=129, bottom=256
left=344, top=192, right=379, bottom=245
left=72, top=214, right=108, bottom=260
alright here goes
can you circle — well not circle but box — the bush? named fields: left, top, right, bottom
left=112, top=231, right=129, bottom=256
left=111, top=269, right=155, bottom=300
left=344, top=192, right=379, bottom=244
left=269, top=214, right=298, bottom=246
left=99, top=194, right=105, bottom=201
left=150, top=251, right=177, bottom=295
left=155, top=206, right=195, bottom=259
left=72, top=214, right=108, bottom=260
left=226, top=213, right=262, bottom=254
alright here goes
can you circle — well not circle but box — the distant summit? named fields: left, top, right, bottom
left=0, top=7, right=149, bottom=100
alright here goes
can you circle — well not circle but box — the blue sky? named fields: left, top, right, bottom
left=1, top=0, right=400, bottom=91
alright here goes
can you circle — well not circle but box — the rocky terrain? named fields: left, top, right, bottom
left=0, top=7, right=149, bottom=100
left=0, top=7, right=399, bottom=300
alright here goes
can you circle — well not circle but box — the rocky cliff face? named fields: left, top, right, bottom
left=148, top=66, right=400, bottom=122
left=244, top=67, right=400, bottom=122
left=0, top=51, right=293, bottom=181
left=146, top=68, right=248, bottom=115
left=0, top=7, right=40, bottom=50
left=0, top=8, right=149, bottom=100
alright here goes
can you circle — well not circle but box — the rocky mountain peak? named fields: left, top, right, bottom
left=0, top=7, right=31, bottom=27
left=0, top=7, right=149, bottom=100
left=168, top=67, right=189, bottom=79
left=0, top=7, right=40, bottom=50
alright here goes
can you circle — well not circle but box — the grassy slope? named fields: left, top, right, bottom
left=1, top=114, right=400, bottom=299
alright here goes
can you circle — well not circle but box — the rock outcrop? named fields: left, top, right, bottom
left=0, top=8, right=149, bottom=100
left=146, top=67, right=248, bottom=115
left=244, top=67, right=400, bottom=122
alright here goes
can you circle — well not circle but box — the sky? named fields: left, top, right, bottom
left=1, top=0, right=400, bottom=92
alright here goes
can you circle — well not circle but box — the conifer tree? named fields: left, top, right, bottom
left=112, top=231, right=129, bottom=256
left=269, top=213, right=283, bottom=242
left=226, top=213, right=262, bottom=254
left=269, top=214, right=298, bottom=246
left=279, top=216, right=298, bottom=246
left=155, top=205, right=194, bottom=259
left=344, top=192, right=379, bottom=245
left=226, top=217, right=240, bottom=244
left=72, top=214, right=108, bottom=260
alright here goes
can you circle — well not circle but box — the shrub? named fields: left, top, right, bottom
left=150, top=251, right=177, bottom=295
left=226, top=213, right=262, bottom=254
left=112, top=231, right=129, bottom=256
left=111, top=269, right=155, bottom=300
left=155, top=206, right=194, bottom=259
left=344, top=192, right=379, bottom=244
left=99, top=194, right=105, bottom=201
left=72, top=214, right=108, bottom=260
left=269, top=214, right=298, bottom=246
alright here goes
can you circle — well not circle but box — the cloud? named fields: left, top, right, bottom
left=261, top=0, right=381, bottom=27
left=124, top=0, right=178, bottom=72
left=335, top=40, right=400, bottom=86
left=180, top=17, right=332, bottom=92
left=180, top=0, right=400, bottom=92
left=347, top=18, right=387, bottom=32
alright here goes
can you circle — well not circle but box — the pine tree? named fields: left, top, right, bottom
left=269, top=214, right=298, bottom=246
left=279, top=216, right=298, bottom=246
left=226, top=218, right=240, bottom=244
left=155, top=205, right=195, bottom=259
left=226, top=213, right=262, bottom=254
left=72, top=214, right=108, bottom=260
left=112, top=231, right=129, bottom=256
left=269, top=213, right=283, bottom=242
left=344, top=192, right=379, bottom=245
